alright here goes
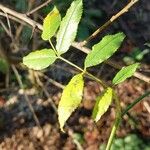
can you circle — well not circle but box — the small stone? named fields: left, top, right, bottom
left=37, top=99, right=43, bottom=105
left=32, top=126, right=39, bottom=136
left=29, top=142, right=34, bottom=149
left=44, top=124, right=52, bottom=137
left=17, top=145, right=24, bottom=150
left=44, top=146, right=49, bottom=150
left=19, top=118, right=25, bottom=124
left=36, top=129, right=44, bottom=139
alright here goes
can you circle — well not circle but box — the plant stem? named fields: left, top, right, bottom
left=0, top=4, right=149, bottom=83
left=122, top=91, right=150, bottom=116
left=106, top=91, right=121, bottom=150
left=85, top=71, right=107, bottom=88
left=49, top=39, right=58, bottom=54
left=58, top=56, right=84, bottom=72
left=58, top=56, right=107, bottom=88
left=105, top=90, right=150, bottom=150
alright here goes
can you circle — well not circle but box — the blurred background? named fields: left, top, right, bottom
left=0, top=0, right=150, bottom=149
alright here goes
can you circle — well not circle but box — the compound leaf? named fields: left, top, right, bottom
left=41, top=7, right=61, bottom=40
left=56, top=0, right=83, bottom=55
left=85, top=32, right=125, bottom=68
left=23, top=49, right=57, bottom=70
left=92, top=87, right=113, bottom=122
left=58, top=73, right=84, bottom=132
left=112, top=63, right=139, bottom=85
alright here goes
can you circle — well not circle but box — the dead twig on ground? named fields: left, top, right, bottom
left=37, top=72, right=65, bottom=89
left=11, top=64, right=41, bottom=128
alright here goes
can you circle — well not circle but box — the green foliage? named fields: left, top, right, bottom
left=23, top=49, right=57, bottom=70
left=0, top=58, right=9, bottom=74
left=130, top=48, right=149, bottom=61
left=42, top=7, right=61, bottom=41
left=21, top=26, right=32, bottom=44
left=22, top=0, right=140, bottom=135
left=100, top=134, right=150, bottom=150
left=58, top=73, right=84, bottom=132
left=84, top=32, right=125, bottom=68
left=56, top=0, right=83, bottom=55
left=15, top=0, right=28, bottom=12
left=123, top=47, right=149, bottom=65
left=0, top=26, right=4, bottom=33
left=92, top=87, right=113, bottom=122
left=72, top=133, right=84, bottom=144
left=112, top=63, right=139, bottom=85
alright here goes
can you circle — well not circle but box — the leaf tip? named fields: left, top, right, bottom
left=117, top=32, right=126, bottom=39
left=60, top=123, right=65, bottom=133
left=112, top=63, right=140, bottom=85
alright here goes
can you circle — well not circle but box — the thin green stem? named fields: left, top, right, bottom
left=106, top=91, right=121, bottom=150
left=49, top=39, right=58, bottom=55
left=58, top=56, right=84, bottom=72
left=122, top=91, right=150, bottom=117
left=85, top=71, right=107, bottom=88
left=58, top=56, right=107, bottom=88
left=105, top=90, right=150, bottom=150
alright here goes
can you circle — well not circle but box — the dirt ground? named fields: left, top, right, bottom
left=0, top=0, right=150, bottom=150
left=0, top=73, right=149, bottom=150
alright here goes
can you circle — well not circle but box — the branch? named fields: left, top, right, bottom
left=80, top=0, right=139, bottom=46
left=0, top=3, right=149, bottom=84
left=72, top=43, right=150, bottom=84
left=0, top=4, right=43, bottom=30
left=26, top=0, right=52, bottom=16
left=11, top=65, right=41, bottom=128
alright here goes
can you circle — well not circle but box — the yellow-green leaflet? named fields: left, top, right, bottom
left=58, top=74, right=84, bottom=132
left=92, top=87, right=113, bottom=122
left=23, top=49, right=57, bottom=70
left=41, top=7, right=61, bottom=40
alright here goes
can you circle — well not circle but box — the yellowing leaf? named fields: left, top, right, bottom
left=56, top=0, right=83, bottom=55
left=58, top=74, right=84, bottom=132
left=23, top=49, right=57, bottom=70
left=92, top=87, right=113, bottom=122
left=85, top=33, right=125, bottom=68
left=41, top=7, right=61, bottom=40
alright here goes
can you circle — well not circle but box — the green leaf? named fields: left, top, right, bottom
left=58, top=73, right=84, bottom=132
left=112, top=63, right=139, bottom=85
left=23, top=49, right=57, bottom=70
left=21, top=26, right=32, bottom=44
left=0, top=58, right=9, bottom=74
left=56, top=0, right=83, bottom=55
left=92, top=87, right=113, bottom=122
left=85, top=32, right=125, bottom=68
left=41, top=7, right=61, bottom=40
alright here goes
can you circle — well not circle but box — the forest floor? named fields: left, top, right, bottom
left=0, top=0, right=150, bottom=149
left=0, top=62, right=149, bottom=150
